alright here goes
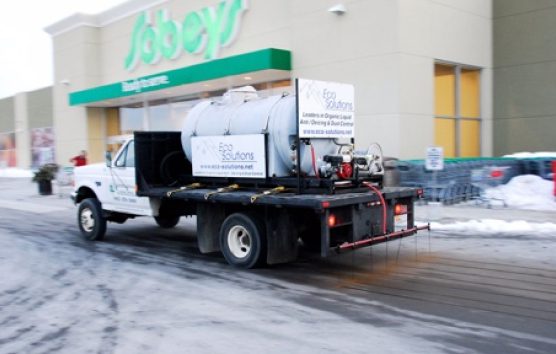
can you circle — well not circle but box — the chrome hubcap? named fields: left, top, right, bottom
left=80, top=208, right=95, bottom=232
left=227, top=225, right=252, bottom=259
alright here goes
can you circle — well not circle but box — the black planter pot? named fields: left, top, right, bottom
left=37, top=180, right=53, bottom=195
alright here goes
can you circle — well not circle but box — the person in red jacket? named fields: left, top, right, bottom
left=70, top=150, right=87, bottom=167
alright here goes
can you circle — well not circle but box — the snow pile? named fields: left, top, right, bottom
left=503, top=151, right=556, bottom=158
left=0, top=168, right=33, bottom=178
left=484, top=174, right=556, bottom=211
left=431, top=219, right=556, bottom=235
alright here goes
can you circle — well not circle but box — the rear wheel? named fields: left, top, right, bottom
left=78, top=198, right=106, bottom=241
left=154, top=215, right=180, bottom=228
left=220, top=213, right=266, bottom=269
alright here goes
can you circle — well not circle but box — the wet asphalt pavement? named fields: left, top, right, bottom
left=1, top=178, right=555, bottom=354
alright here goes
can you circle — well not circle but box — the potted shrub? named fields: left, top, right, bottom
left=32, top=163, right=59, bottom=195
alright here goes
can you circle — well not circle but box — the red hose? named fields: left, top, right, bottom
left=362, top=181, right=386, bottom=234
left=310, top=144, right=320, bottom=179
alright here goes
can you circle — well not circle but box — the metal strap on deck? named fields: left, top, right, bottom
left=204, top=184, right=240, bottom=200
left=166, top=183, right=203, bottom=197
left=250, top=186, right=287, bottom=203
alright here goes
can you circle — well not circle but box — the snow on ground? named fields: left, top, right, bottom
left=503, top=151, right=556, bottom=158
left=0, top=229, right=526, bottom=354
left=484, top=174, right=556, bottom=211
left=0, top=168, right=33, bottom=178
left=427, top=174, right=556, bottom=240
left=431, top=219, right=556, bottom=235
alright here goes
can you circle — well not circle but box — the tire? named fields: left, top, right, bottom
left=219, top=213, right=266, bottom=269
left=78, top=198, right=106, bottom=241
left=154, top=215, right=180, bottom=228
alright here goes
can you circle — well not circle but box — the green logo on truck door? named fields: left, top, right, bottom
left=125, top=0, right=249, bottom=71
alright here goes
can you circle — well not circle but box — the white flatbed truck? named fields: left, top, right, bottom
left=72, top=80, right=428, bottom=268
left=72, top=133, right=427, bottom=268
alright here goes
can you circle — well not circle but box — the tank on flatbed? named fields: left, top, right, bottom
left=181, top=87, right=339, bottom=177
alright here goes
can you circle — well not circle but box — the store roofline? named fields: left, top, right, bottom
left=44, top=0, right=167, bottom=36
left=68, top=48, right=292, bottom=106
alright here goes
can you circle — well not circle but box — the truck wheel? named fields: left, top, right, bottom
left=154, top=215, right=180, bottom=228
left=78, top=198, right=106, bottom=241
left=220, top=213, right=266, bottom=269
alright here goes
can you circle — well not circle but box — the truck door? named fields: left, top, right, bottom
left=109, top=140, right=152, bottom=215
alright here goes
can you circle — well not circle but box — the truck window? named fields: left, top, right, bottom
left=125, top=141, right=135, bottom=167
left=115, top=141, right=135, bottom=168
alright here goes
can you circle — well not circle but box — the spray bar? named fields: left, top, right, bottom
left=333, top=224, right=431, bottom=253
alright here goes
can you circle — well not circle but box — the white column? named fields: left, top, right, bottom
left=14, top=93, right=31, bottom=169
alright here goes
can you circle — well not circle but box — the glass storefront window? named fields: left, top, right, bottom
left=115, top=79, right=292, bottom=135
left=171, top=99, right=202, bottom=129
left=31, top=127, right=55, bottom=168
left=120, top=103, right=144, bottom=134
left=0, top=132, right=16, bottom=168
left=148, top=99, right=172, bottom=131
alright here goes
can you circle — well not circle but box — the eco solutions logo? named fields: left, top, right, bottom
left=297, top=79, right=355, bottom=139
left=192, top=135, right=266, bottom=178
left=218, top=142, right=255, bottom=162
left=124, top=0, right=249, bottom=71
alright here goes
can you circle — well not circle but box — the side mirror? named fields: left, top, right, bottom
left=105, top=151, right=112, bottom=168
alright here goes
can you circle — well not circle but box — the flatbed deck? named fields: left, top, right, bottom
left=141, top=186, right=420, bottom=210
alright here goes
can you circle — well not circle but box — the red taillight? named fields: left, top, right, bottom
left=490, top=170, right=503, bottom=178
left=322, top=201, right=330, bottom=209
left=394, top=204, right=407, bottom=215
left=328, top=214, right=337, bottom=227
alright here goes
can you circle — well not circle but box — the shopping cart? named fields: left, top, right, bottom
left=470, top=166, right=508, bottom=208
left=56, top=166, right=74, bottom=198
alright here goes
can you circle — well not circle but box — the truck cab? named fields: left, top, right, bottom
left=72, top=138, right=179, bottom=241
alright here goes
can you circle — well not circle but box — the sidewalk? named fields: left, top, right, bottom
left=415, top=202, right=556, bottom=224
left=0, top=177, right=74, bottom=213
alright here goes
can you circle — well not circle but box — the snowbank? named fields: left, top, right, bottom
left=0, top=168, right=33, bottom=178
left=431, top=219, right=556, bottom=235
left=503, top=151, right=556, bottom=158
left=484, top=174, right=556, bottom=211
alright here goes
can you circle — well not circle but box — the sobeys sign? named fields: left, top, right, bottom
left=125, top=0, right=248, bottom=71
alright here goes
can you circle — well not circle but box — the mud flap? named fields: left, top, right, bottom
left=196, top=203, right=225, bottom=253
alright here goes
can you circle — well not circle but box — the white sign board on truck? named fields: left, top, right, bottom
left=191, top=134, right=267, bottom=178
left=425, top=146, right=444, bottom=171
left=297, top=78, right=355, bottom=139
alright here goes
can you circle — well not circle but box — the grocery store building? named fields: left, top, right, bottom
left=1, top=0, right=553, bottom=168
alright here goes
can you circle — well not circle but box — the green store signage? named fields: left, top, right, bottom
left=70, top=49, right=291, bottom=105
left=125, top=0, right=249, bottom=71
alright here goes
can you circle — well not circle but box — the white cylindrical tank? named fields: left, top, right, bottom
left=181, top=89, right=339, bottom=177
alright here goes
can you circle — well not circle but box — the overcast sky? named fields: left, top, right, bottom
left=0, top=0, right=128, bottom=99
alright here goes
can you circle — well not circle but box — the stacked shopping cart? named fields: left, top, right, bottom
left=55, top=166, right=74, bottom=198
left=397, top=158, right=523, bottom=205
